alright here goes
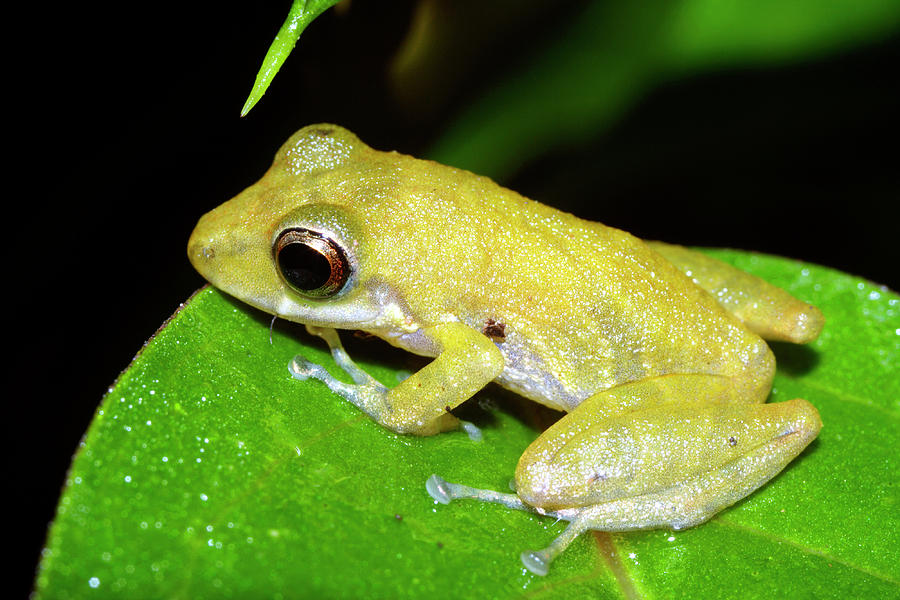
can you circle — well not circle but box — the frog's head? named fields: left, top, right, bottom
left=188, top=124, right=417, bottom=331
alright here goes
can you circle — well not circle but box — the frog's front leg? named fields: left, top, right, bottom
left=429, top=374, right=821, bottom=574
left=290, top=322, right=504, bottom=436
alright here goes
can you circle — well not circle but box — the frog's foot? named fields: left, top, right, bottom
left=302, top=325, right=383, bottom=387
left=426, top=474, right=583, bottom=575
left=427, top=474, right=531, bottom=510
left=289, top=345, right=404, bottom=428
left=289, top=326, right=393, bottom=424
left=519, top=520, right=590, bottom=576
left=289, top=352, right=382, bottom=397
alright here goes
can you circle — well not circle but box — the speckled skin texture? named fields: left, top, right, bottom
left=188, top=124, right=824, bottom=573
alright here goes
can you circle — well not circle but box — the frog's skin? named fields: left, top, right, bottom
left=188, top=124, right=824, bottom=575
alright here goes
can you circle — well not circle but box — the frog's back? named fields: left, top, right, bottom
left=367, top=164, right=764, bottom=412
left=468, top=199, right=767, bottom=410
left=326, top=145, right=771, bottom=412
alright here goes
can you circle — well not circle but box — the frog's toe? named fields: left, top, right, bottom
left=426, top=474, right=452, bottom=504
left=460, top=420, right=483, bottom=442
left=520, top=550, right=550, bottom=576
left=288, top=355, right=313, bottom=380
left=288, top=355, right=328, bottom=381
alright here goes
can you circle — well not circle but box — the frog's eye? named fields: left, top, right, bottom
left=274, top=229, right=350, bottom=298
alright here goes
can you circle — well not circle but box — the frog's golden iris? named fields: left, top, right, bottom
left=188, top=124, right=823, bottom=575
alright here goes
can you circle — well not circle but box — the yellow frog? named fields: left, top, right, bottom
left=188, top=124, right=823, bottom=575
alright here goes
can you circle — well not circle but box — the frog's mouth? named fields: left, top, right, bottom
left=266, top=289, right=385, bottom=330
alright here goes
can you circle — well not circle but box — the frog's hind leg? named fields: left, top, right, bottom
left=430, top=375, right=821, bottom=575
left=647, top=241, right=824, bottom=343
left=516, top=375, right=822, bottom=506
left=514, top=376, right=820, bottom=566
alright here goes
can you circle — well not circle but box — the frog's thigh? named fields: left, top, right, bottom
left=515, top=375, right=821, bottom=529
left=647, top=241, right=824, bottom=343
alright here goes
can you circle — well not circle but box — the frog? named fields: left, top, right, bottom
left=187, top=124, right=824, bottom=575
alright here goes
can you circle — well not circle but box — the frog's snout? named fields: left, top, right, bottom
left=187, top=210, right=275, bottom=309
left=187, top=223, right=216, bottom=276
left=187, top=211, right=234, bottom=284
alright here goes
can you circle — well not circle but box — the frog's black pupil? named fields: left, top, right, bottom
left=279, top=242, right=331, bottom=290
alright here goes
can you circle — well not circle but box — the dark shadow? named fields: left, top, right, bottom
left=470, top=385, right=566, bottom=434
left=769, top=341, right=821, bottom=376
left=798, top=435, right=822, bottom=459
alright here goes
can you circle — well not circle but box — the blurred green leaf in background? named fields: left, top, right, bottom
left=35, top=253, right=899, bottom=597
left=242, top=0, right=899, bottom=179
left=408, top=0, right=900, bottom=178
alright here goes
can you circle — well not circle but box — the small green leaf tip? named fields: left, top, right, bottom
left=241, top=0, right=343, bottom=117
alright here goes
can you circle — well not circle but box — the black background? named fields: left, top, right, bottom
left=13, top=2, right=897, bottom=595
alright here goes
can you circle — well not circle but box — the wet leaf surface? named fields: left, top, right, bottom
left=36, top=251, right=898, bottom=598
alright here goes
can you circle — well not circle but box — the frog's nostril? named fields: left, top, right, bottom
left=187, top=237, right=217, bottom=272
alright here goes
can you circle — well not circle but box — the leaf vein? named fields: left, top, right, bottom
left=793, top=377, right=900, bottom=419
left=714, top=518, right=899, bottom=585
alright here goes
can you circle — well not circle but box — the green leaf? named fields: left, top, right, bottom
left=240, top=0, right=342, bottom=117
left=427, top=0, right=900, bottom=179
left=35, top=252, right=899, bottom=597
